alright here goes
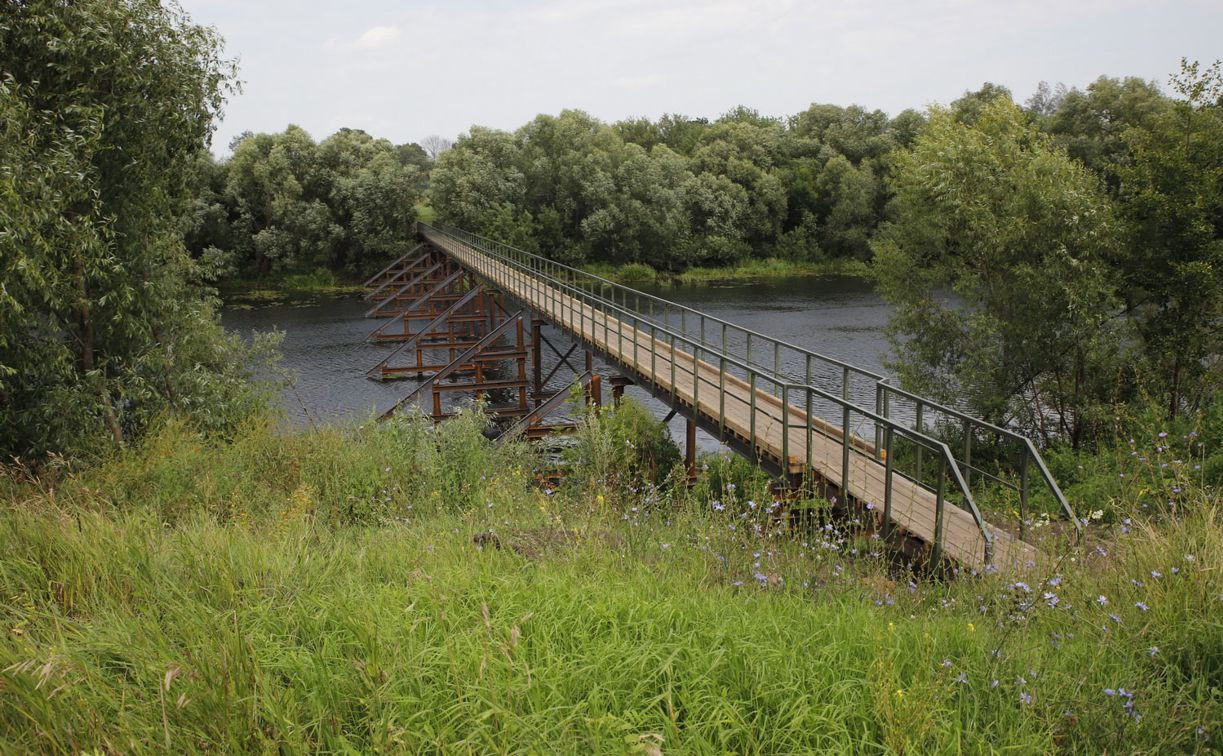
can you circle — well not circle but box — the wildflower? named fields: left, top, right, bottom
left=1043, top=592, right=1060, bottom=608
left=1185, top=554, right=1195, bottom=562
left=1019, top=691, right=1032, bottom=705
left=712, top=501, right=725, bottom=512
left=1047, top=576, right=1062, bottom=587
left=732, top=580, right=743, bottom=587
left=1013, top=582, right=1031, bottom=593
left=990, top=679, right=999, bottom=689
left=1108, top=613, right=1122, bottom=625
left=1148, top=646, right=1159, bottom=657
left=955, top=671, right=968, bottom=684
left=865, top=501, right=875, bottom=511
left=942, top=658, right=952, bottom=669
left=726, top=483, right=736, bottom=492
left=1151, top=570, right=1162, bottom=579
left=967, top=622, right=975, bottom=633
left=661, top=543, right=670, bottom=550
left=1097, top=595, right=1109, bottom=606
left=1135, top=602, right=1148, bottom=612
left=748, top=500, right=757, bottom=509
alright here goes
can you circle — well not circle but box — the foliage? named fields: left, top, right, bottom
left=428, top=105, right=921, bottom=271
left=0, top=0, right=275, bottom=460
left=1, top=413, right=1220, bottom=751
left=565, top=398, right=682, bottom=491
left=873, top=99, right=1124, bottom=446
left=1116, top=59, right=1223, bottom=418
left=191, top=126, right=428, bottom=277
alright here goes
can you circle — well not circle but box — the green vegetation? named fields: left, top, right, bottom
left=0, top=0, right=276, bottom=461
left=583, top=257, right=871, bottom=286
left=2, top=406, right=1220, bottom=751
left=875, top=65, right=1222, bottom=448
left=4, top=3, right=1222, bottom=750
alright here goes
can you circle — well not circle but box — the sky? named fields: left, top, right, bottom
left=179, top=0, right=1222, bottom=156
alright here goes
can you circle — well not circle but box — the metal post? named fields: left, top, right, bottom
left=1019, top=452, right=1030, bottom=542
left=531, top=317, right=542, bottom=401
left=934, top=455, right=947, bottom=564
left=963, top=418, right=973, bottom=489
left=841, top=404, right=851, bottom=506
left=883, top=427, right=894, bottom=538
left=874, top=383, right=884, bottom=459
left=915, top=401, right=924, bottom=482
left=749, top=373, right=757, bottom=450
left=781, top=384, right=790, bottom=470
left=686, top=418, right=697, bottom=480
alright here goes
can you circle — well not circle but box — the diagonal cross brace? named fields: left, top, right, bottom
left=366, top=269, right=467, bottom=340
left=378, top=311, right=525, bottom=421
left=362, top=243, right=426, bottom=288
left=364, top=261, right=445, bottom=318
left=366, top=285, right=485, bottom=377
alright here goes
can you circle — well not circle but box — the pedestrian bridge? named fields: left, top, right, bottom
left=365, top=223, right=1080, bottom=571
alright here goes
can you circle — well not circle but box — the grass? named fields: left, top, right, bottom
left=581, top=257, right=872, bottom=287
left=1, top=405, right=1220, bottom=752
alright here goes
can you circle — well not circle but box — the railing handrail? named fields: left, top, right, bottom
left=427, top=223, right=886, bottom=382
left=421, top=224, right=1000, bottom=561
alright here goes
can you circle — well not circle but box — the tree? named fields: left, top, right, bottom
left=1047, top=76, right=1170, bottom=189
left=419, top=134, right=454, bottom=161
left=873, top=100, right=1124, bottom=446
left=0, top=0, right=272, bottom=459
left=1117, top=59, right=1223, bottom=416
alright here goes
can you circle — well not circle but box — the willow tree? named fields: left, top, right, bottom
left=0, top=0, right=272, bottom=460
left=873, top=99, right=1124, bottom=447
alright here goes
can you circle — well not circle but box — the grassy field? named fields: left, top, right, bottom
left=2, top=406, right=1220, bottom=752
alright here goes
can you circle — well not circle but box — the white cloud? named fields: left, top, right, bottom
left=353, top=24, right=400, bottom=50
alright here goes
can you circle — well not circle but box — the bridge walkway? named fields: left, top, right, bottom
left=410, top=225, right=1078, bottom=570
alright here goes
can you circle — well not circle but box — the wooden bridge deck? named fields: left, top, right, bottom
left=425, top=231, right=1034, bottom=571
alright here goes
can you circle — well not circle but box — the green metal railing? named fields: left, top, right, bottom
left=418, top=223, right=1081, bottom=562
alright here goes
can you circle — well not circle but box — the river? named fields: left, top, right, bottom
left=221, top=275, right=894, bottom=449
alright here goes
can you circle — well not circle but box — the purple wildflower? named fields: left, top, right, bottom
left=1136, top=602, right=1149, bottom=612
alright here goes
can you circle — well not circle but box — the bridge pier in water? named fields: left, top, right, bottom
left=361, top=224, right=1082, bottom=572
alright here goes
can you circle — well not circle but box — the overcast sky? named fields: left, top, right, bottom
left=180, top=0, right=1221, bottom=156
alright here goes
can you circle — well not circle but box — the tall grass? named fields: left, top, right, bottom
left=1, top=405, right=1220, bottom=752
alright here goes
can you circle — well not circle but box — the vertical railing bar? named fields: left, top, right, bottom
left=841, top=404, right=851, bottom=507
left=934, top=455, right=947, bottom=565
left=883, top=426, right=894, bottom=539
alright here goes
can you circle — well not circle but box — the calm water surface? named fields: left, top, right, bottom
left=221, top=275, right=894, bottom=448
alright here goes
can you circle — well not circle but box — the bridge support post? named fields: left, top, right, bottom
left=685, top=418, right=697, bottom=480
left=610, top=375, right=633, bottom=406
left=587, top=374, right=602, bottom=408
left=531, top=317, right=543, bottom=402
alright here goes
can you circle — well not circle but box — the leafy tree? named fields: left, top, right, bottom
left=429, top=127, right=533, bottom=248
left=1117, top=59, right=1223, bottom=416
left=0, top=0, right=273, bottom=459
left=1047, top=76, right=1170, bottom=188
left=950, top=82, right=1014, bottom=124
left=873, top=100, right=1124, bottom=446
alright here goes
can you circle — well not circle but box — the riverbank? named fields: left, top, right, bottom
left=582, top=257, right=872, bottom=286
left=217, top=269, right=363, bottom=306
left=1, top=407, right=1219, bottom=751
